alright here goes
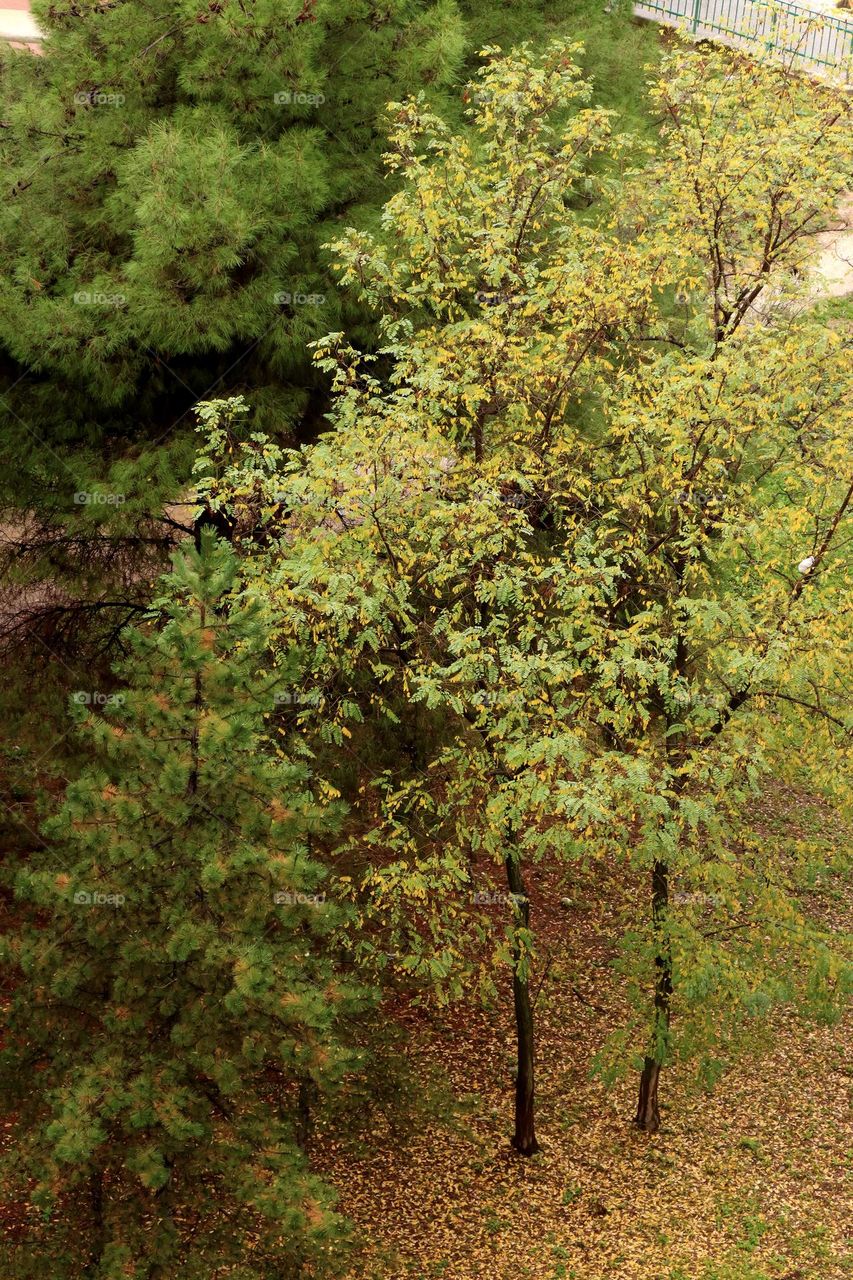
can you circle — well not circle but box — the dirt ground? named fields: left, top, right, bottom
left=324, top=788, right=852, bottom=1280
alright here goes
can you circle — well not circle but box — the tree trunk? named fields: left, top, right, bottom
left=635, top=1056, right=662, bottom=1132
left=193, top=505, right=235, bottom=550
left=149, top=1159, right=176, bottom=1280
left=295, top=1077, right=317, bottom=1150
left=505, top=852, right=540, bottom=1156
left=84, top=1168, right=105, bottom=1276
left=634, top=562, right=684, bottom=1134
left=634, top=857, right=672, bottom=1133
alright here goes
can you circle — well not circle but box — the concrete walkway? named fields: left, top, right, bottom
left=0, top=2, right=42, bottom=45
left=811, top=193, right=853, bottom=298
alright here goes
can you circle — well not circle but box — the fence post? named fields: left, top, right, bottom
left=765, top=4, right=779, bottom=52
left=691, top=0, right=703, bottom=32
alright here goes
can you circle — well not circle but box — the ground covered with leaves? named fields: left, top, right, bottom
left=0, top=762, right=848, bottom=1279
left=322, top=787, right=851, bottom=1280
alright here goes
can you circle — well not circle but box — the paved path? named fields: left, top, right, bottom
left=0, top=1, right=41, bottom=45
left=811, top=193, right=853, bottom=298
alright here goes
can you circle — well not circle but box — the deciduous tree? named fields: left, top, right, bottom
left=189, top=38, right=852, bottom=1146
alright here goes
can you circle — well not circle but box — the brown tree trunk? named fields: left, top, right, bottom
left=193, top=505, right=235, bottom=550
left=295, top=1077, right=317, bottom=1150
left=634, top=857, right=672, bottom=1133
left=149, top=1159, right=176, bottom=1280
left=635, top=1056, right=662, bottom=1132
left=505, top=852, right=540, bottom=1156
left=84, top=1167, right=105, bottom=1276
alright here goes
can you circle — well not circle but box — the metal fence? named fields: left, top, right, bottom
left=633, top=0, right=853, bottom=80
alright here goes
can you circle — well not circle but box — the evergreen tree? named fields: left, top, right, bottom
left=0, top=0, right=465, bottom=521
left=0, top=529, right=365, bottom=1278
left=0, top=1, right=658, bottom=657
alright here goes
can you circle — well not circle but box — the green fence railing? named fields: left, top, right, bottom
left=633, top=0, right=853, bottom=79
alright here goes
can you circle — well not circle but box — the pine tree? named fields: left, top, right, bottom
left=0, top=1, right=659, bottom=657
left=0, top=0, right=466, bottom=521
left=0, top=529, right=365, bottom=1278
